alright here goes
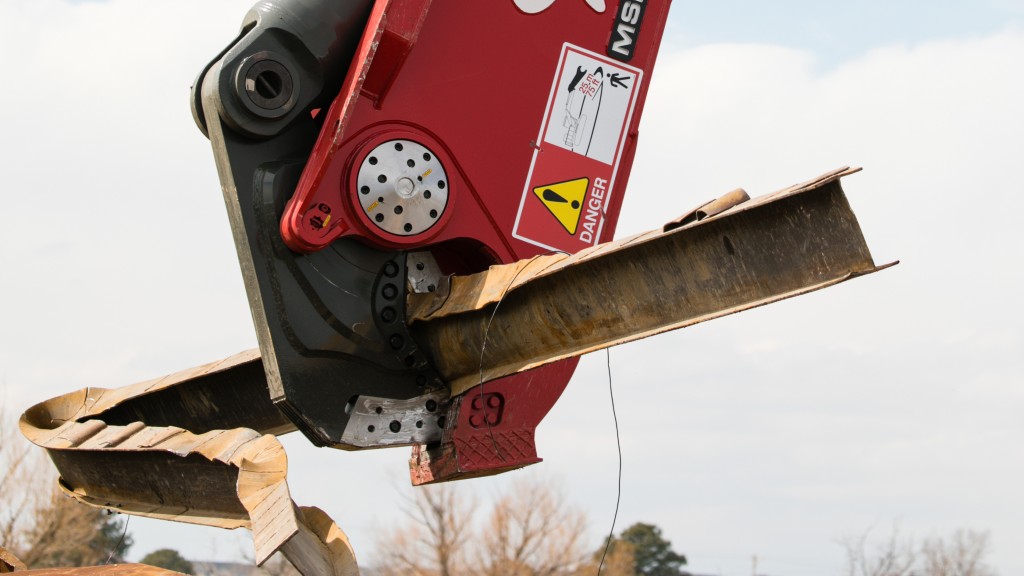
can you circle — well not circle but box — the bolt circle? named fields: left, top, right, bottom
left=356, top=138, right=450, bottom=237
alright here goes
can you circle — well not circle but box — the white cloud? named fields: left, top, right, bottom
left=590, top=29, right=1024, bottom=575
left=1, top=2, right=1022, bottom=575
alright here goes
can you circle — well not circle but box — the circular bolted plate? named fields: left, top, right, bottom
left=357, top=140, right=449, bottom=237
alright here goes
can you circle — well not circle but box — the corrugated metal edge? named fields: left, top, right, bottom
left=20, top=354, right=359, bottom=576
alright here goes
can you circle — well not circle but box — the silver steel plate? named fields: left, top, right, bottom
left=407, top=251, right=445, bottom=294
left=340, top=391, right=451, bottom=448
left=356, top=139, right=449, bottom=236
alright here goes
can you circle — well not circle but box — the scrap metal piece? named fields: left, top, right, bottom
left=664, top=187, right=751, bottom=231
left=13, top=566, right=181, bottom=576
left=0, top=549, right=26, bottom=573
left=408, top=167, right=895, bottom=395
left=19, top=351, right=357, bottom=576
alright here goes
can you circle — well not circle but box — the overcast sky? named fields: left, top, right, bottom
left=1, top=1, right=1022, bottom=575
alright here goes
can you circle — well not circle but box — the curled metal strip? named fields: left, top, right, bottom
left=20, top=351, right=358, bottom=576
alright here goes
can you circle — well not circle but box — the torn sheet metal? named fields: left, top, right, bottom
left=20, top=351, right=357, bottom=576
left=407, top=167, right=895, bottom=395
left=13, top=566, right=181, bottom=576
left=0, top=549, right=26, bottom=573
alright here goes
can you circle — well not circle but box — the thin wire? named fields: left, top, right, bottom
left=105, top=514, right=130, bottom=565
left=477, top=255, right=547, bottom=461
left=596, top=349, right=622, bottom=575
left=477, top=251, right=569, bottom=461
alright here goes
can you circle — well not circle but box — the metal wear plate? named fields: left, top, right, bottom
left=340, top=391, right=451, bottom=448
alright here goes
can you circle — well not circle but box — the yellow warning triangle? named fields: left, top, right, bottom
left=532, top=177, right=589, bottom=235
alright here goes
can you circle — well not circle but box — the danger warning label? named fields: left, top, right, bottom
left=513, top=43, right=642, bottom=253
left=533, top=178, right=589, bottom=234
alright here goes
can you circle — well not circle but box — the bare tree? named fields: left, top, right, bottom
left=472, top=478, right=588, bottom=576
left=572, top=539, right=636, bottom=576
left=840, top=524, right=917, bottom=576
left=374, top=477, right=592, bottom=576
left=842, top=524, right=1000, bottom=576
left=0, top=406, right=47, bottom=554
left=374, top=482, right=475, bottom=576
left=920, top=530, right=996, bottom=576
left=16, top=491, right=117, bottom=568
left=0, top=404, right=131, bottom=568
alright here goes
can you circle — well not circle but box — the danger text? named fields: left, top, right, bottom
left=579, top=177, right=609, bottom=244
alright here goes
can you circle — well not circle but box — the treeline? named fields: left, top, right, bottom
left=0, top=405, right=1000, bottom=576
left=370, top=478, right=689, bottom=576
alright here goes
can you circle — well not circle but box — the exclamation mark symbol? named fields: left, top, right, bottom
left=542, top=189, right=581, bottom=210
left=532, top=177, right=589, bottom=235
